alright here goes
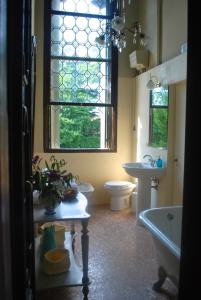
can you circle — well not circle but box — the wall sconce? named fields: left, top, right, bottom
left=146, top=74, right=161, bottom=90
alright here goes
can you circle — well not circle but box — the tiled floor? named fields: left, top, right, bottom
left=37, top=205, right=178, bottom=300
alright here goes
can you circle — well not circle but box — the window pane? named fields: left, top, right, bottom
left=51, top=59, right=111, bottom=103
left=152, top=86, right=169, bottom=106
left=51, top=15, right=110, bottom=59
left=52, top=0, right=108, bottom=16
left=45, top=0, right=117, bottom=152
left=151, top=108, right=168, bottom=148
left=50, top=105, right=113, bottom=149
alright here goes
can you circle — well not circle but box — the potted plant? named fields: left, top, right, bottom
left=32, top=155, right=78, bottom=214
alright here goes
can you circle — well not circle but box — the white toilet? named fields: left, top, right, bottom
left=77, top=182, right=94, bottom=203
left=104, top=181, right=135, bottom=211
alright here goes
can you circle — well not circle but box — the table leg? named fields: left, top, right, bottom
left=81, top=219, right=89, bottom=299
left=70, top=222, right=75, bottom=253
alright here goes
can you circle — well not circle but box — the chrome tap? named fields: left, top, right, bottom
left=143, top=154, right=156, bottom=167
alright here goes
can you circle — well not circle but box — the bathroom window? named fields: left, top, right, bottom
left=149, top=86, right=169, bottom=148
left=43, top=0, right=118, bottom=152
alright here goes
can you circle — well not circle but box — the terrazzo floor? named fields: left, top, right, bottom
left=36, top=204, right=178, bottom=300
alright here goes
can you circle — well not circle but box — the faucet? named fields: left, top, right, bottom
left=143, top=154, right=156, bottom=167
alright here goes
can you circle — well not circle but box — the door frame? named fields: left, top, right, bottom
left=178, top=2, right=200, bottom=298
left=0, top=1, right=200, bottom=299
left=0, top=0, right=13, bottom=299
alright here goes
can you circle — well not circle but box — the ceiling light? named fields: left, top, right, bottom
left=95, top=1, right=147, bottom=53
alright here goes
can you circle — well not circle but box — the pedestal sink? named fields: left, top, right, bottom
left=122, top=162, right=166, bottom=221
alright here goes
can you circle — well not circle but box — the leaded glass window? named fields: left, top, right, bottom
left=44, top=0, right=118, bottom=152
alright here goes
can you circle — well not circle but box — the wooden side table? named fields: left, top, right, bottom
left=33, top=192, right=91, bottom=299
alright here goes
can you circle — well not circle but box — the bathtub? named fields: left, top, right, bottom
left=139, top=205, right=182, bottom=291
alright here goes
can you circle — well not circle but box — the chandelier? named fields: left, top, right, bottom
left=95, top=0, right=147, bottom=52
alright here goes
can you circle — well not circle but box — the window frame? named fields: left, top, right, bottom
left=43, top=0, right=118, bottom=153
left=149, top=85, right=169, bottom=149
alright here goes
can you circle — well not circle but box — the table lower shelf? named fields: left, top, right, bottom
left=35, top=232, right=83, bottom=291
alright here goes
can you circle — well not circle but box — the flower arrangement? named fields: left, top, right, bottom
left=32, top=155, right=78, bottom=190
left=32, top=155, right=79, bottom=211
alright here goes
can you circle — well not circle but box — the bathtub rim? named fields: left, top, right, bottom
left=139, top=206, right=182, bottom=259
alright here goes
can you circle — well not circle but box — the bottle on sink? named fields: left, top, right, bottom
left=156, top=156, right=163, bottom=168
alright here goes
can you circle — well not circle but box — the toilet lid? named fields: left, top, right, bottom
left=104, top=181, right=134, bottom=190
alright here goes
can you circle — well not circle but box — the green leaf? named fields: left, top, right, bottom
left=45, top=160, right=50, bottom=170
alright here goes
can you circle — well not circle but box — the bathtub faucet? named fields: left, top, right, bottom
left=143, top=154, right=156, bottom=167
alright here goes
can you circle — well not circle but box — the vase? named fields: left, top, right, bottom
left=38, top=188, right=61, bottom=215
left=44, top=207, right=58, bottom=215
left=40, top=225, right=57, bottom=260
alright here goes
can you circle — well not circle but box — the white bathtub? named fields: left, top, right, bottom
left=139, top=205, right=182, bottom=291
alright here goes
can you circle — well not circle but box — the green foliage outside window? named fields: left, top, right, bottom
left=54, top=60, right=102, bottom=148
left=151, top=108, right=168, bottom=148
left=59, top=106, right=101, bottom=148
left=149, top=86, right=169, bottom=148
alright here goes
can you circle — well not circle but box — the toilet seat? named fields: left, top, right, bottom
left=104, top=180, right=134, bottom=191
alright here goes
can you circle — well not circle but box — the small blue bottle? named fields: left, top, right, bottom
left=156, top=156, right=163, bottom=168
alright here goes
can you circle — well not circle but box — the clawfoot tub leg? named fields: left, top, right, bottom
left=153, top=266, right=167, bottom=291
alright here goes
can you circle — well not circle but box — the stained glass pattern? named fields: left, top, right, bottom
left=51, top=0, right=107, bottom=16
left=50, top=0, right=112, bottom=104
left=51, top=15, right=110, bottom=59
left=51, top=59, right=111, bottom=103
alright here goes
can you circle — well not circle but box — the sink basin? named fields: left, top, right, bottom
left=122, top=162, right=166, bottom=222
left=122, top=162, right=166, bottom=179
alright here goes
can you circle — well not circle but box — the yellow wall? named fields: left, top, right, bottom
left=161, top=0, right=187, bottom=62
left=172, top=81, right=186, bottom=205
left=138, top=0, right=159, bottom=67
left=134, top=54, right=187, bottom=206
left=34, top=77, right=134, bottom=205
left=33, top=0, right=187, bottom=206
left=138, top=0, right=187, bottom=67
left=34, top=0, right=135, bottom=205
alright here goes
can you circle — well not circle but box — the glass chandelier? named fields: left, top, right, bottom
left=95, top=0, right=147, bottom=52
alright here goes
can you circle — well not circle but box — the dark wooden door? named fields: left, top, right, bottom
left=0, top=0, right=13, bottom=299
left=2, top=0, right=35, bottom=299
left=178, top=2, right=201, bottom=298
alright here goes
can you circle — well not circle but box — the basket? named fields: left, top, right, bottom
left=62, top=188, right=78, bottom=202
left=43, top=248, right=70, bottom=275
